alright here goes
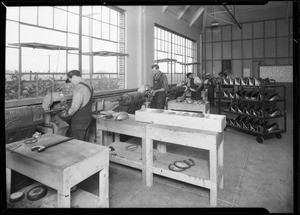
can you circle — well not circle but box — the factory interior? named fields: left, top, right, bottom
left=3, top=1, right=298, bottom=213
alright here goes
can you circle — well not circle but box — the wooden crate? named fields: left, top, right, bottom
left=135, top=108, right=226, bottom=133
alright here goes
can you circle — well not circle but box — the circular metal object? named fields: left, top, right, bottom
left=26, top=185, right=48, bottom=201
left=168, top=164, right=185, bottom=172
left=9, top=192, right=25, bottom=203
left=24, top=137, right=38, bottom=144
left=173, top=161, right=191, bottom=169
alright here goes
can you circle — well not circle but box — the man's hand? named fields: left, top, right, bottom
left=58, top=109, right=70, bottom=120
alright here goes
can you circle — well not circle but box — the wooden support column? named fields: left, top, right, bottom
left=142, top=137, right=153, bottom=187
left=209, top=145, right=218, bottom=207
left=99, top=151, right=109, bottom=207
left=6, top=167, right=11, bottom=202
left=57, top=187, right=71, bottom=208
left=218, top=132, right=224, bottom=189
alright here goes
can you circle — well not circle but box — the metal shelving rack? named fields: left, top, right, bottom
left=218, top=82, right=286, bottom=143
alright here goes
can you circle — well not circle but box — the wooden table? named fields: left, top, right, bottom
left=168, top=100, right=210, bottom=113
left=95, top=114, right=224, bottom=207
left=6, top=134, right=109, bottom=208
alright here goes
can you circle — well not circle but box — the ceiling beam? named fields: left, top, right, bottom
left=190, top=6, right=204, bottom=27
left=202, top=6, right=207, bottom=33
left=223, top=5, right=242, bottom=29
left=207, top=14, right=235, bottom=25
left=178, top=6, right=190, bottom=20
left=162, top=6, right=169, bottom=13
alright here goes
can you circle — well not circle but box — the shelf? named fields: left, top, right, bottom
left=220, top=110, right=285, bottom=119
left=220, top=84, right=285, bottom=88
left=221, top=97, right=284, bottom=103
left=8, top=42, right=78, bottom=51
left=82, top=51, right=129, bottom=57
left=108, top=139, right=222, bottom=189
left=226, top=125, right=284, bottom=136
left=7, top=182, right=102, bottom=208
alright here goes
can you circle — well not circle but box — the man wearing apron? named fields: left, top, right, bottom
left=151, top=64, right=169, bottom=109
left=59, top=70, right=93, bottom=141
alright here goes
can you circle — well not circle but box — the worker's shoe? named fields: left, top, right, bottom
left=223, top=91, right=230, bottom=98
left=229, top=92, right=235, bottom=99
left=241, top=78, right=248, bottom=86
left=237, top=106, right=244, bottom=114
left=235, top=78, right=241, bottom=85
left=268, top=93, right=280, bottom=101
left=223, top=78, right=230, bottom=85
left=268, top=109, right=281, bottom=117
left=230, top=105, right=237, bottom=113
left=229, top=78, right=235, bottom=85
left=267, top=122, right=279, bottom=132
left=248, top=78, right=255, bottom=86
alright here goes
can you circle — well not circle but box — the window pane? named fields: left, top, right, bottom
left=67, top=33, right=79, bottom=49
left=6, top=20, right=19, bottom=45
left=7, top=6, right=19, bottom=21
left=92, top=6, right=102, bottom=21
left=82, top=55, right=90, bottom=74
left=93, top=39, right=117, bottom=52
left=102, top=6, right=109, bottom=23
left=68, top=53, right=78, bottom=71
left=93, top=19, right=101, bottom=38
left=102, top=22, right=109, bottom=40
left=94, top=56, right=117, bottom=73
left=82, top=5, right=92, bottom=17
left=20, top=24, right=66, bottom=46
left=68, top=12, right=79, bottom=33
left=20, top=7, right=37, bottom=25
left=82, top=16, right=89, bottom=36
left=54, top=8, right=67, bottom=31
left=82, top=36, right=90, bottom=53
left=6, top=47, right=19, bottom=73
left=110, top=25, right=118, bottom=41
left=38, top=7, right=53, bottom=28
left=110, top=9, right=118, bottom=25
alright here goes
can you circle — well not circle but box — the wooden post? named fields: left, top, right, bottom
left=6, top=167, right=11, bottom=203
left=142, top=137, right=153, bottom=187
left=96, top=129, right=104, bottom=145
left=99, top=152, right=109, bottom=207
left=209, top=146, right=218, bottom=207
left=114, top=133, right=120, bottom=142
left=218, top=132, right=224, bottom=189
left=57, top=187, right=71, bottom=208
left=156, top=141, right=167, bottom=153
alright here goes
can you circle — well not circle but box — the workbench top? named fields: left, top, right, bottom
left=6, top=134, right=107, bottom=170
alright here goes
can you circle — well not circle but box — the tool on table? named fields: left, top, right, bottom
left=31, top=137, right=75, bottom=152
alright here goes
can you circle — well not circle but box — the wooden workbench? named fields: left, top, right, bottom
left=168, top=100, right=210, bottom=113
left=6, top=134, right=109, bottom=208
left=94, top=114, right=224, bottom=207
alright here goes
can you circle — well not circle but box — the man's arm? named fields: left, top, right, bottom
left=67, top=86, right=83, bottom=116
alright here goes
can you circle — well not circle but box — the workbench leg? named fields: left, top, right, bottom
left=96, top=129, right=104, bottom=145
left=57, top=189, right=71, bottom=208
left=209, top=147, right=218, bottom=207
left=99, top=164, right=109, bottom=207
left=142, top=138, right=153, bottom=187
left=104, top=132, right=113, bottom=146
left=114, top=133, right=120, bottom=142
left=218, top=134, right=224, bottom=189
left=156, top=141, right=167, bottom=153
left=6, top=167, right=11, bottom=203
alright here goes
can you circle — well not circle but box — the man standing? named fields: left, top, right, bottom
left=151, top=64, right=169, bottom=109
left=186, top=72, right=203, bottom=100
left=59, top=70, right=93, bottom=141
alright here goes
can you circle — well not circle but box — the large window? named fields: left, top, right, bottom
left=154, top=25, right=197, bottom=84
left=5, top=6, right=126, bottom=101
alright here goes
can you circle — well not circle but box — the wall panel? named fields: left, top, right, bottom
left=206, top=43, right=212, bottom=60
left=277, top=37, right=289, bottom=57
left=206, top=60, right=212, bottom=74
left=265, top=38, right=276, bottom=58
left=213, top=42, right=221, bottom=60
left=222, top=25, right=231, bottom=41
left=243, top=60, right=253, bottom=77
left=265, top=20, right=276, bottom=37
left=242, top=23, right=252, bottom=39
left=232, top=41, right=242, bottom=59
left=213, top=60, right=221, bottom=75
left=222, top=41, right=231, bottom=59
left=242, top=40, right=252, bottom=59
left=232, top=26, right=241, bottom=40
left=277, top=19, right=288, bottom=37
left=253, top=39, right=264, bottom=58
left=232, top=60, right=242, bottom=77
left=253, top=22, right=263, bottom=38
left=212, top=29, right=221, bottom=42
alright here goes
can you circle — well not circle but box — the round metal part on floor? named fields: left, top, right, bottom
left=26, top=186, right=48, bottom=201
left=9, top=192, right=25, bottom=203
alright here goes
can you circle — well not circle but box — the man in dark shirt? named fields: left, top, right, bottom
left=59, top=70, right=93, bottom=141
left=151, top=64, right=169, bottom=109
left=186, top=72, right=203, bottom=100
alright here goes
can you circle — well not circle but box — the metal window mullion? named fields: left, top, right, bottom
left=79, top=6, right=82, bottom=73
left=89, top=14, right=93, bottom=86
left=18, top=8, right=22, bottom=100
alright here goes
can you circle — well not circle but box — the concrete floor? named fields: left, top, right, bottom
left=77, top=107, right=294, bottom=212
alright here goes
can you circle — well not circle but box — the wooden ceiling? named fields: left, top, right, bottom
left=162, top=2, right=293, bottom=32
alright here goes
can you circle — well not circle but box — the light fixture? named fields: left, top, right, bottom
left=211, top=6, right=220, bottom=27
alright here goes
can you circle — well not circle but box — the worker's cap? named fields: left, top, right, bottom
left=151, top=64, right=159, bottom=69
left=65, top=70, right=81, bottom=83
